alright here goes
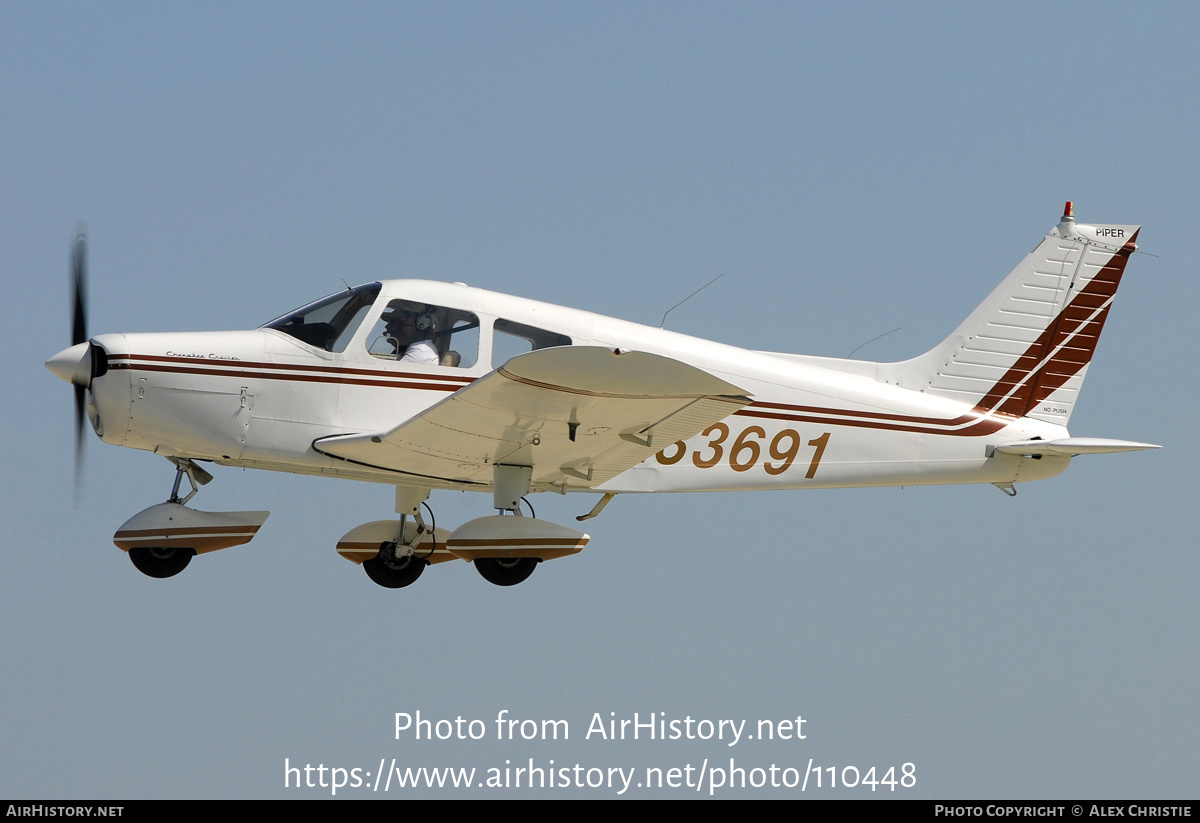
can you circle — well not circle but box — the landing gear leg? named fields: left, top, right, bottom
left=471, top=466, right=542, bottom=586
left=165, top=456, right=213, bottom=505
left=362, top=496, right=434, bottom=589
left=124, top=458, right=214, bottom=578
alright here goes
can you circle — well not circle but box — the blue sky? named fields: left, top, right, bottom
left=3, top=2, right=1196, bottom=798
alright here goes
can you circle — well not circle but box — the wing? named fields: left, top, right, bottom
left=313, top=346, right=751, bottom=491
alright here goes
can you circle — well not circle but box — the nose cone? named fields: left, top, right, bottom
left=46, top=341, right=93, bottom=386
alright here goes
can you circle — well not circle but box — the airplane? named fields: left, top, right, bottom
left=46, top=202, right=1158, bottom=588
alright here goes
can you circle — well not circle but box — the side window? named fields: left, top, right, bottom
left=441, top=315, right=479, bottom=368
left=366, top=299, right=478, bottom=368
left=492, top=318, right=571, bottom=366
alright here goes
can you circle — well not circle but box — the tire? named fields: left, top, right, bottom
left=128, top=546, right=194, bottom=579
left=475, top=557, right=538, bottom=587
left=363, top=553, right=427, bottom=588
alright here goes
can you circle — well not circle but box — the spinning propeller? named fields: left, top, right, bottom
left=71, top=226, right=88, bottom=467
left=45, top=224, right=95, bottom=496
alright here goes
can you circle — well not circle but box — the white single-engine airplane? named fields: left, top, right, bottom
left=47, top=203, right=1158, bottom=588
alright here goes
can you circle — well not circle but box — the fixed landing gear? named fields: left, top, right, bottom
left=474, top=557, right=539, bottom=587
left=114, top=457, right=270, bottom=579
left=128, top=546, right=195, bottom=578
left=449, top=510, right=588, bottom=588
left=340, top=482, right=589, bottom=590
left=363, top=544, right=427, bottom=588
left=341, top=493, right=444, bottom=589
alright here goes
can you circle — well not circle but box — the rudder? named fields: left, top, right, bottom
left=878, top=203, right=1139, bottom=427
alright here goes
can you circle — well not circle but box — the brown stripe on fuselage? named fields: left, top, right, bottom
left=111, top=361, right=466, bottom=393
left=107, top=353, right=473, bottom=382
left=108, top=354, right=473, bottom=393
left=734, top=406, right=1011, bottom=437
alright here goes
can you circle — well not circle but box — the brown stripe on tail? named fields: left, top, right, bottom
left=975, top=233, right=1138, bottom=419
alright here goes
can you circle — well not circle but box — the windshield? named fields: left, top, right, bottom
left=262, top=283, right=382, bottom=352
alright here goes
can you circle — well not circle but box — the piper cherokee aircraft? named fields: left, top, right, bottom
left=46, top=203, right=1158, bottom=588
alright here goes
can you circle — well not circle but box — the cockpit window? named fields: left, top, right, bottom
left=367, top=299, right=479, bottom=368
left=263, top=283, right=381, bottom=352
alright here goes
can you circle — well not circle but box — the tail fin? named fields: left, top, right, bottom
left=878, top=203, right=1140, bottom=426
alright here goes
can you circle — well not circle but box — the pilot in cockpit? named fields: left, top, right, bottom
left=379, top=300, right=440, bottom=364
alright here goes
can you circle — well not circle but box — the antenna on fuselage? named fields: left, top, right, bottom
left=660, top=273, right=725, bottom=329
left=846, top=326, right=902, bottom=359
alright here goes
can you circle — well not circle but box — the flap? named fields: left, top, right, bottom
left=313, top=347, right=750, bottom=490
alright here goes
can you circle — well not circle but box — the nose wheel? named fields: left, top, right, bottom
left=115, top=462, right=270, bottom=579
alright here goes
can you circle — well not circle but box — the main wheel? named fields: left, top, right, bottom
left=363, top=552, right=427, bottom=588
left=128, top=546, right=194, bottom=579
left=475, top=557, right=538, bottom=587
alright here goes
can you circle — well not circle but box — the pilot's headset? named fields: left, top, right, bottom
left=411, top=307, right=436, bottom=334
left=385, top=301, right=437, bottom=336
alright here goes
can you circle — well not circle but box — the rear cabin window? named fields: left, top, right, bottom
left=492, top=318, right=571, bottom=366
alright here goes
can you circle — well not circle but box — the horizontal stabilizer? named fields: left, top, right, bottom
left=994, top=437, right=1160, bottom=456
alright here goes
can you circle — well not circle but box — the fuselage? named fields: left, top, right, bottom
left=83, top=279, right=1070, bottom=494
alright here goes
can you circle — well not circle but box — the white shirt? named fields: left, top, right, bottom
left=399, top=338, right=439, bottom=365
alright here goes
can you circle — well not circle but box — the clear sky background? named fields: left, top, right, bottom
left=3, top=2, right=1196, bottom=799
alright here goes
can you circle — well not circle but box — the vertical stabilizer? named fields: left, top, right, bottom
left=878, top=203, right=1139, bottom=426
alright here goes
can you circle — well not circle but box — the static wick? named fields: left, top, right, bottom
left=660, top=273, right=725, bottom=329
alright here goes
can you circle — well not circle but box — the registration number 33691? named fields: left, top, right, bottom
left=654, top=424, right=831, bottom=477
